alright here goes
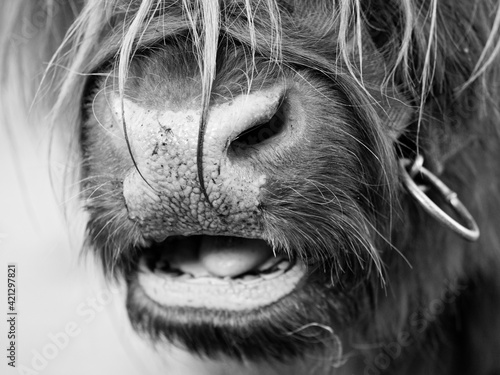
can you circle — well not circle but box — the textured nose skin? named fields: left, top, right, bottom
left=117, top=87, right=284, bottom=241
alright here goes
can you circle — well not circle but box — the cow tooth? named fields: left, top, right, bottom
left=239, top=275, right=264, bottom=285
left=258, top=255, right=286, bottom=272
left=261, top=268, right=285, bottom=280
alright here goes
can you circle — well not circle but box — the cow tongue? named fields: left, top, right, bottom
left=167, top=236, right=274, bottom=278
left=199, top=236, right=275, bottom=277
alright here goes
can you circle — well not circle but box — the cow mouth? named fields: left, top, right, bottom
left=136, top=235, right=307, bottom=311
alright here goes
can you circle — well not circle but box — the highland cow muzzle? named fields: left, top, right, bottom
left=107, top=85, right=309, bottom=309
left=117, top=86, right=288, bottom=240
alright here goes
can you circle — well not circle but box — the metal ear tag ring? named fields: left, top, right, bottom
left=399, top=155, right=480, bottom=242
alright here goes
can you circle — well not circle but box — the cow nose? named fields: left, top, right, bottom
left=202, top=86, right=286, bottom=159
left=118, top=85, right=291, bottom=240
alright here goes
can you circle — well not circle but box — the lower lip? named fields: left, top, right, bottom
left=136, top=259, right=307, bottom=311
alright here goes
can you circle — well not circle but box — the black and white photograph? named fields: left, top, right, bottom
left=1, top=1, right=499, bottom=374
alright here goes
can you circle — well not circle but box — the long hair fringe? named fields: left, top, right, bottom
left=2, top=0, right=500, bottom=126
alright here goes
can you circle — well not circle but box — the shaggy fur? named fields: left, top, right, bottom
left=2, top=1, right=500, bottom=374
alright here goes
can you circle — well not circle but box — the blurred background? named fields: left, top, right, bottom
left=0, top=121, right=161, bottom=375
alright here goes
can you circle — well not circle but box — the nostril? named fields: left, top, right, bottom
left=230, top=102, right=287, bottom=152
